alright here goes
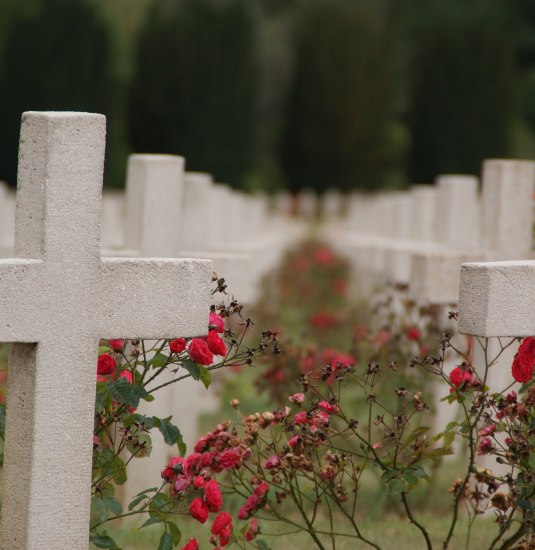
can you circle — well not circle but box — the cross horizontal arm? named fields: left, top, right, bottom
left=0, top=259, right=44, bottom=342
left=98, top=257, right=212, bottom=339
left=459, top=260, right=535, bottom=337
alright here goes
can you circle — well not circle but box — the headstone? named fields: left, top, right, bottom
left=101, top=191, right=125, bottom=251
left=0, top=113, right=212, bottom=549
left=410, top=174, right=482, bottom=305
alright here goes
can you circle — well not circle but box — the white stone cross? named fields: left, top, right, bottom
left=0, top=112, right=212, bottom=549
left=459, top=260, right=535, bottom=337
left=458, top=160, right=535, bottom=334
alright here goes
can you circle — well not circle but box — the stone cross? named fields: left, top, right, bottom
left=0, top=113, right=212, bottom=549
left=415, top=161, right=534, bottom=308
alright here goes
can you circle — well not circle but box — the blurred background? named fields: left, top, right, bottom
left=1, top=0, right=535, bottom=193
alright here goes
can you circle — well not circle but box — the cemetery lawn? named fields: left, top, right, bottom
left=96, top=512, right=497, bottom=549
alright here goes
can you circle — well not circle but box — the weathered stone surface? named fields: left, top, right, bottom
left=0, top=113, right=212, bottom=549
left=459, top=260, right=535, bottom=336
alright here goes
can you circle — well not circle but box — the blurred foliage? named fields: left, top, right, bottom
left=127, top=0, right=257, bottom=189
left=1, top=0, right=535, bottom=190
left=280, top=0, right=400, bottom=192
left=0, top=0, right=122, bottom=186
left=406, top=0, right=517, bottom=182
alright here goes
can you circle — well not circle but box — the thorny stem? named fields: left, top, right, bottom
left=401, top=491, right=432, bottom=550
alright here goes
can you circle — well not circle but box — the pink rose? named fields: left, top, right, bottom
left=289, top=393, right=305, bottom=405
left=209, top=312, right=225, bottom=333
left=264, top=455, right=280, bottom=470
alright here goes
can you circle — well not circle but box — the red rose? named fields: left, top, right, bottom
left=118, top=370, right=133, bottom=384
left=478, top=437, right=494, bottom=455
left=318, top=401, right=339, bottom=414
left=211, top=511, right=233, bottom=547
left=181, top=539, right=198, bottom=550
left=188, top=338, right=213, bottom=366
left=209, top=312, right=225, bottom=333
left=204, top=479, right=223, bottom=512
left=170, top=338, right=187, bottom=354
left=97, top=354, right=117, bottom=376
left=512, top=338, right=535, bottom=383
left=189, top=497, right=208, bottom=523
left=161, top=467, right=175, bottom=483
left=193, top=476, right=206, bottom=489
left=449, top=366, right=472, bottom=388
left=254, top=482, right=269, bottom=497
left=406, top=327, right=421, bottom=341
left=314, top=247, right=334, bottom=265
left=264, top=455, right=280, bottom=470
left=207, top=330, right=227, bottom=356
left=217, top=448, right=242, bottom=470
left=108, top=339, right=124, bottom=352
left=245, top=518, right=260, bottom=541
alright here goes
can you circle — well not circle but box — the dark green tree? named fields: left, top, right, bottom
left=127, top=0, right=257, bottom=188
left=0, top=0, right=118, bottom=186
left=280, top=0, right=397, bottom=192
left=407, top=0, right=516, bottom=182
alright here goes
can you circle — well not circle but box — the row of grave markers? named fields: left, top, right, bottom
left=0, top=112, right=532, bottom=548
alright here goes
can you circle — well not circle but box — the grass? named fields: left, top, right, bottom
left=94, top=510, right=499, bottom=549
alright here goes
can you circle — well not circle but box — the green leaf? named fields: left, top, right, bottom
left=389, top=478, right=405, bottom=495
left=158, top=532, right=173, bottom=550
left=180, top=360, right=201, bottom=380
left=111, top=456, right=127, bottom=485
left=443, top=431, right=456, bottom=447
left=149, top=493, right=172, bottom=519
left=90, top=534, right=120, bottom=549
left=150, top=353, right=169, bottom=369
left=128, top=493, right=150, bottom=511
left=0, top=403, right=6, bottom=438
left=402, top=470, right=418, bottom=485
left=428, top=447, right=454, bottom=458
left=134, top=487, right=159, bottom=497
left=108, top=378, right=140, bottom=408
left=98, top=346, right=112, bottom=355
left=140, top=517, right=162, bottom=529
left=159, top=418, right=184, bottom=448
left=90, top=497, right=122, bottom=524
left=167, top=522, right=181, bottom=545
left=257, top=540, right=271, bottom=550
left=198, top=367, right=211, bottom=389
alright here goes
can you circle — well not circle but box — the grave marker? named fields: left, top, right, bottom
left=0, top=112, right=212, bottom=549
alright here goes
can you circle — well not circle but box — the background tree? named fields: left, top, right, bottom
left=280, top=0, right=400, bottom=193
left=406, top=0, right=516, bottom=182
left=127, top=0, right=258, bottom=188
left=0, top=0, right=120, bottom=186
